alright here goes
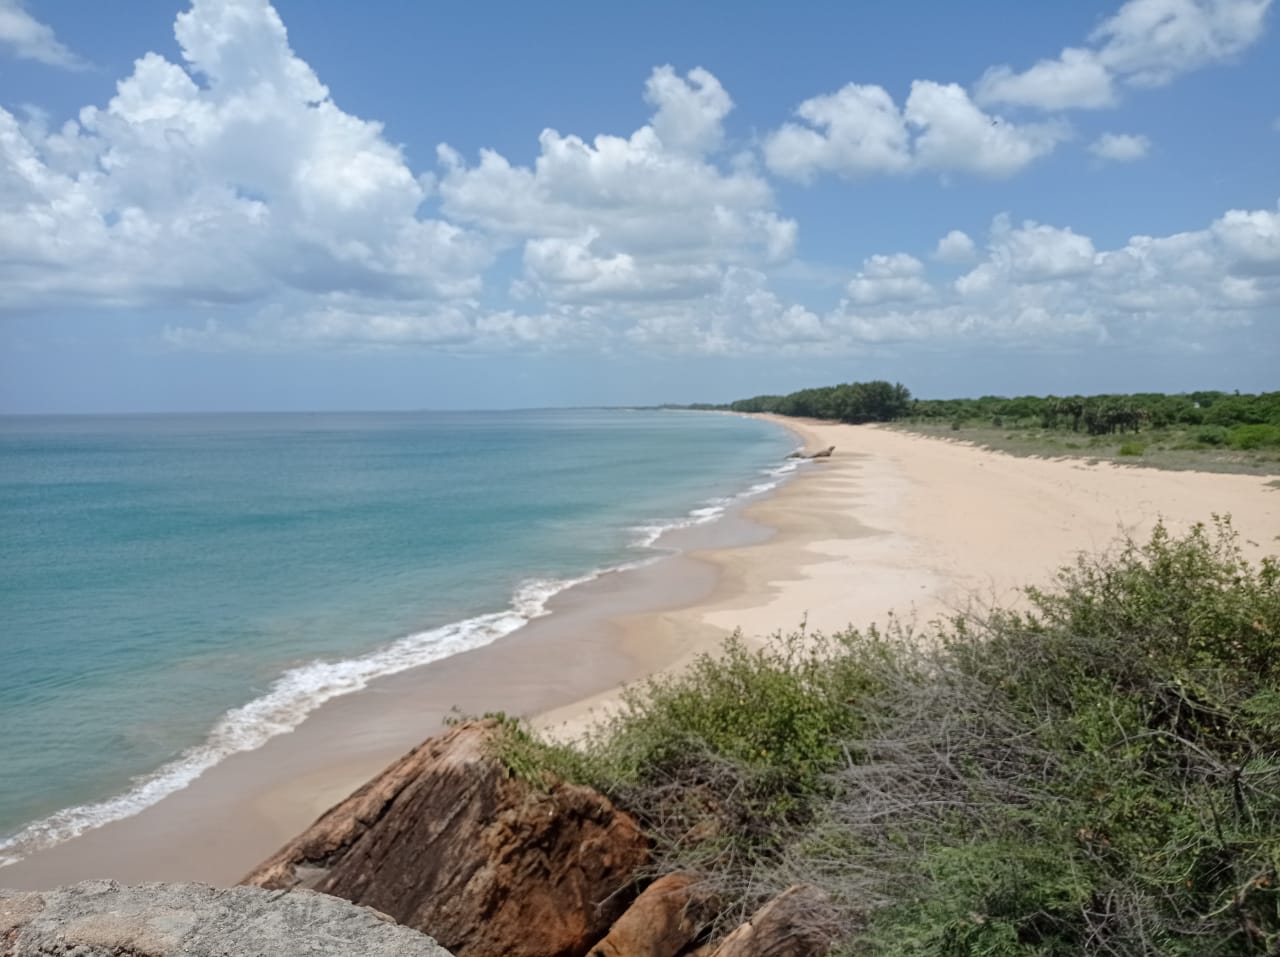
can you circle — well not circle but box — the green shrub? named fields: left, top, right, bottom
left=1198, top=424, right=1230, bottom=446
left=1117, top=442, right=1144, bottom=456
left=1229, top=423, right=1280, bottom=450
left=494, top=522, right=1280, bottom=954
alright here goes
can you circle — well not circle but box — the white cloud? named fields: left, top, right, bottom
left=762, top=84, right=910, bottom=180
left=905, top=81, right=1070, bottom=177
left=978, top=0, right=1273, bottom=111
left=644, top=65, right=733, bottom=154
left=823, top=202, right=1279, bottom=350
left=763, top=80, right=1069, bottom=180
left=1211, top=206, right=1280, bottom=270
left=438, top=65, right=796, bottom=310
left=846, top=253, right=932, bottom=304
left=1093, top=0, right=1273, bottom=87
left=163, top=201, right=1280, bottom=355
left=0, top=0, right=84, bottom=68
left=766, top=0, right=1272, bottom=181
left=975, top=48, right=1116, bottom=110
left=1089, top=132, right=1152, bottom=161
left=934, top=230, right=977, bottom=263
left=0, top=0, right=489, bottom=313
left=958, top=216, right=1098, bottom=290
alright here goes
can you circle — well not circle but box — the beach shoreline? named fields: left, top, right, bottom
left=3, top=414, right=1277, bottom=890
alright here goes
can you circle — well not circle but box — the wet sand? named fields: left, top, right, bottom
left=4, top=415, right=1277, bottom=889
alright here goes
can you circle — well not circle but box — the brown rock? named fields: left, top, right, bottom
left=589, top=872, right=720, bottom=957
left=709, top=885, right=837, bottom=957
left=242, top=720, right=649, bottom=957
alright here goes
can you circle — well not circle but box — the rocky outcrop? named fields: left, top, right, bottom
left=0, top=880, right=451, bottom=957
left=588, top=872, right=719, bottom=957
left=242, top=720, right=650, bottom=957
left=709, top=885, right=837, bottom=957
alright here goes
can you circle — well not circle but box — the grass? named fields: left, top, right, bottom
left=891, top=421, right=1280, bottom=475
left=491, top=520, right=1280, bottom=955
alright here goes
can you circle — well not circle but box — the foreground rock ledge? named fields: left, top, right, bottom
left=0, top=880, right=451, bottom=957
left=242, top=719, right=650, bottom=957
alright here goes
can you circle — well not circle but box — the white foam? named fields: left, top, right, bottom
left=0, top=572, right=600, bottom=868
left=0, top=449, right=805, bottom=869
left=630, top=454, right=804, bottom=549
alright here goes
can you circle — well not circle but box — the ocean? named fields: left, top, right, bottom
left=0, top=408, right=796, bottom=866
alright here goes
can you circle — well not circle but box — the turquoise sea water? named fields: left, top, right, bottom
left=0, top=409, right=795, bottom=865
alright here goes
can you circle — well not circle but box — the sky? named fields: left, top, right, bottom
left=0, top=0, right=1277, bottom=412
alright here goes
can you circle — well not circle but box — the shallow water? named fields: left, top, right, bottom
left=0, top=409, right=795, bottom=863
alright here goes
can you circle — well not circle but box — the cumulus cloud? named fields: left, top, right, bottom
left=560, top=203, right=1261, bottom=355
left=956, top=217, right=1098, bottom=294
left=0, top=0, right=84, bottom=68
left=1093, top=0, right=1273, bottom=86
left=905, top=82, right=1070, bottom=176
left=978, top=0, right=1273, bottom=110
left=763, top=80, right=1069, bottom=180
left=0, top=0, right=489, bottom=314
left=846, top=253, right=932, bottom=305
left=438, top=64, right=796, bottom=310
left=764, top=0, right=1271, bottom=181
left=1089, top=132, right=1152, bottom=161
left=162, top=201, right=1280, bottom=356
left=644, top=65, right=733, bottom=154
left=762, top=84, right=911, bottom=180
left=934, top=230, right=978, bottom=263
left=975, top=48, right=1116, bottom=110
left=825, top=202, right=1279, bottom=349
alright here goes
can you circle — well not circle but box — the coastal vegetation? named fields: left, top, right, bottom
left=496, top=520, right=1280, bottom=955
left=679, top=385, right=1280, bottom=472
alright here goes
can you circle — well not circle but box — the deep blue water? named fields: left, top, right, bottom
left=0, top=409, right=794, bottom=863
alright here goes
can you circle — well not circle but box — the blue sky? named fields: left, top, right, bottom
left=0, top=0, right=1276, bottom=412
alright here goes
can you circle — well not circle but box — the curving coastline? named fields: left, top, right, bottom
left=3, top=413, right=1276, bottom=890
left=0, top=418, right=803, bottom=885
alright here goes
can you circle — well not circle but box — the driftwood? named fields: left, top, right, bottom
left=787, top=445, right=835, bottom=460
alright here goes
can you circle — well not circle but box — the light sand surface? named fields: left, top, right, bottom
left=537, top=415, right=1279, bottom=735
left=3, top=415, right=1276, bottom=889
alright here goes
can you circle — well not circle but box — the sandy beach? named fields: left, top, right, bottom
left=4, top=415, right=1278, bottom=890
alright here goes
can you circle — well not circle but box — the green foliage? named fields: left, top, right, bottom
left=492, top=626, right=893, bottom=921
left=904, top=391, right=1280, bottom=436
left=1230, top=424, right=1280, bottom=450
left=854, top=519, right=1280, bottom=955
left=494, top=523, right=1280, bottom=954
left=1117, top=441, right=1144, bottom=456
left=727, top=380, right=913, bottom=423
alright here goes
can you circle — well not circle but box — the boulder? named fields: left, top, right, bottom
left=243, top=720, right=649, bottom=957
left=589, top=872, right=719, bottom=957
left=709, top=885, right=837, bottom=957
left=0, top=880, right=451, bottom=957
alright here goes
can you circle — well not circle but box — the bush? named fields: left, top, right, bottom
left=1229, top=423, right=1280, bottom=450
left=1198, top=425, right=1230, bottom=446
left=494, top=626, right=895, bottom=924
left=494, top=522, right=1280, bottom=954
left=1117, top=442, right=1144, bottom=456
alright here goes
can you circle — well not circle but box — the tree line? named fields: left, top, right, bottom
left=679, top=384, right=1280, bottom=446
